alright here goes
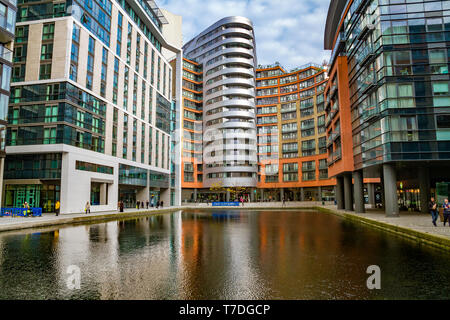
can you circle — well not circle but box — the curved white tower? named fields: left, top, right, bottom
left=183, top=17, right=258, bottom=188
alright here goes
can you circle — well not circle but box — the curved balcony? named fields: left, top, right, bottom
left=195, top=27, right=254, bottom=48
left=205, top=77, right=254, bottom=91
left=206, top=47, right=254, bottom=62
left=207, top=56, right=255, bottom=71
left=204, top=154, right=258, bottom=165
left=204, top=110, right=255, bottom=123
left=203, top=141, right=258, bottom=154
left=204, top=165, right=257, bottom=175
left=203, top=176, right=257, bottom=188
left=205, top=88, right=255, bottom=102
left=205, top=98, right=255, bottom=110
left=205, top=67, right=254, bottom=82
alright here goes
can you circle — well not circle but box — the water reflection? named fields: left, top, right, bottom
left=0, top=209, right=449, bottom=299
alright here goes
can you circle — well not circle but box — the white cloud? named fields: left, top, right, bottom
left=159, top=0, right=331, bottom=70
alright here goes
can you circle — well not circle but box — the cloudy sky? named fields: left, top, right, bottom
left=159, top=0, right=331, bottom=71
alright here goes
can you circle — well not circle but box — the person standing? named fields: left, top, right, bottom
left=151, top=197, right=154, bottom=208
left=282, top=197, right=286, bottom=207
left=85, top=201, right=90, bottom=214
left=156, top=200, right=160, bottom=209
left=119, top=201, right=124, bottom=212
left=443, top=198, right=450, bottom=227
left=146, top=200, right=149, bottom=209
left=136, top=200, right=140, bottom=210
left=160, top=201, right=164, bottom=208
left=55, top=200, right=60, bottom=216
left=429, top=197, right=438, bottom=227
left=240, top=196, right=244, bottom=207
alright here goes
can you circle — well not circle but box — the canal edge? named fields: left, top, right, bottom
left=315, top=206, right=450, bottom=252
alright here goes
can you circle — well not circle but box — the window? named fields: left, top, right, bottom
left=41, top=43, right=53, bottom=60
left=45, top=105, right=58, bottom=122
left=42, top=24, right=55, bottom=40
left=43, top=127, right=56, bottom=144
left=39, top=63, right=51, bottom=80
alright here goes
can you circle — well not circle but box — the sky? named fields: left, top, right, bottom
left=159, top=0, right=332, bottom=71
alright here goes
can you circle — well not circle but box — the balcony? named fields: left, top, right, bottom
left=327, top=148, right=342, bottom=165
left=325, top=112, right=333, bottom=127
left=357, top=45, right=376, bottom=68
left=359, top=72, right=377, bottom=95
left=330, top=84, right=338, bottom=99
left=0, top=45, right=12, bottom=63
left=361, top=104, right=379, bottom=122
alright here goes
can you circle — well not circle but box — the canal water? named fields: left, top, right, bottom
left=0, top=209, right=449, bottom=300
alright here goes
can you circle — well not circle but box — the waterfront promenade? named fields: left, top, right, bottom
left=0, top=202, right=449, bottom=250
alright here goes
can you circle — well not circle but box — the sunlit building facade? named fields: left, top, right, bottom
left=4, top=0, right=182, bottom=213
left=255, top=63, right=335, bottom=201
left=324, top=0, right=450, bottom=215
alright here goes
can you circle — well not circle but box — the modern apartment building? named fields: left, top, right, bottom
left=4, top=0, right=182, bottom=213
left=181, top=16, right=258, bottom=202
left=324, top=0, right=450, bottom=215
left=256, top=63, right=336, bottom=201
left=0, top=0, right=16, bottom=205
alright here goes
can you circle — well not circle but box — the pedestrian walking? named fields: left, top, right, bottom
left=24, top=202, right=31, bottom=217
left=146, top=200, right=149, bottom=209
left=119, top=201, right=124, bottom=212
left=85, top=201, right=90, bottom=214
left=156, top=200, right=160, bottom=209
left=240, top=196, right=244, bottom=207
left=136, top=200, right=140, bottom=210
left=55, top=200, right=60, bottom=216
left=282, top=197, right=286, bottom=207
left=151, top=197, right=154, bottom=208
left=443, top=198, right=450, bottom=227
left=429, top=197, right=438, bottom=227
left=160, top=201, right=164, bottom=208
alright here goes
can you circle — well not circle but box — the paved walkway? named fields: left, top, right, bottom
left=0, top=206, right=184, bottom=232
left=322, top=205, right=450, bottom=239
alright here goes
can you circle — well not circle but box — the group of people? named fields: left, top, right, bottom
left=135, top=199, right=164, bottom=209
left=428, top=197, right=450, bottom=227
left=117, top=198, right=164, bottom=212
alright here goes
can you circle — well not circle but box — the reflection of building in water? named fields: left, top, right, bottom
left=180, top=210, right=260, bottom=299
left=55, top=215, right=184, bottom=299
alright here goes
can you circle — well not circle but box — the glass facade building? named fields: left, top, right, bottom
left=324, top=0, right=450, bottom=215
left=4, top=0, right=181, bottom=213
left=0, top=0, right=16, bottom=206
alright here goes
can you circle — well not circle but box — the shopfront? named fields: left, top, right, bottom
left=4, top=182, right=60, bottom=212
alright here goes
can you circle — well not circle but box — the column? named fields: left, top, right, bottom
left=294, top=188, right=298, bottom=201
left=226, top=190, right=230, bottom=202
left=250, top=188, right=255, bottom=202
left=383, top=163, right=399, bottom=217
left=353, top=170, right=365, bottom=213
left=318, top=186, right=322, bottom=202
left=260, top=189, right=264, bottom=202
left=336, top=176, right=344, bottom=210
left=300, top=187, right=305, bottom=201
left=280, top=188, right=284, bottom=201
left=367, top=183, right=375, bottom=209
left=343, top=173, right=353, bottom=211
left=193, top=188, right=198, bottom=202
left=100, top=183, right=108, bottom=205
left=418, top=167, right=430, bottom=214
left=160, top=188, right=170, bottom=207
